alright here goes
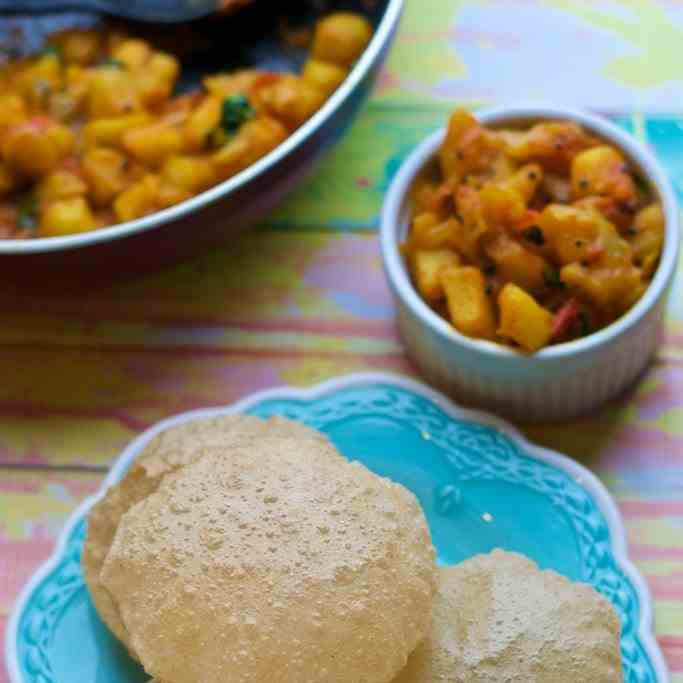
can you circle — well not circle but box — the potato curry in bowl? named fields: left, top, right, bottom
left=0, top=11, right=372, bottom=240
left=402, top=109, right=665, bottom=352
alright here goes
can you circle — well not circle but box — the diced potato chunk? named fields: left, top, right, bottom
left=39, top=196, right=96, bottom=237
left=539, top=203, right=632, bottom=269
left=45, top=122, right=75, bottom=158
left=0, top=93, right=27, bottom=131
left=539, top=204, right=602, bottom=265
left=440, top=109, right=478, bottom=179
left=485, top=234, right=547, bottom=293
left=452, top=185, right=488, bottom=260
left=573, top=195, right=633, bottom=231
left=598, top=216, right=632, bottom=266
left=501, top=163, right=543, bottom=203
left=202, top=70, right=260, bottom=99
left=440, top=266, right=496, bottom=339
left=2, top=118, right=71, bottom=176
left=440, top=109, right=502, bottom=183
left=480, top=183, right=526, bottom=228
left=410, top=212, right=459, bottom=250
left=81, top=147, right=130, bottom=206
left=411, top=249, right=460, bottom=301
left=631, top=203, right=664, bottom=276
left=212, top=116, right=287, bottom=180
left=311, top=13, right=373, bottom=67
left=183, top=95, right=221, bottom=152
left=38, top=169, right=87, bottom=202
left=83, top=113, right=151, bottom=148
left=498, top=283, right=554, bottom=352
left=87, top=68, right=141, bottom=119
left=255, top=74, right=325, bottom=128
left=112, top=39, right=151, bottom=69
left=122, top=124, right=183, bottom=167
left=571, top=145, right=637, bottom=203
left=157, top=183, right=192, bottom=209
left=149, top=52, right=180, bottom=83
left=302, top=59, right=347, bottom=96
left=410, top=211, right=437, bottom=238
left=133, top=53, right=180, bottom=106
left=634, top=203, right=665, bottom=233
left=160, top=155, right=216, bottom=194
left=561, top=262, right=643, bottom=313
left=502, top=121, right=596, bottom=172
left=113, top=174, right=159, bottom=222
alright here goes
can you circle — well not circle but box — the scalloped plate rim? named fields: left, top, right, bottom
left=5, top=371, right=669, bottom=683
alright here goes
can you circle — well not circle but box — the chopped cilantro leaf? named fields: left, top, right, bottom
left=220, top=94, right=255, bottom=134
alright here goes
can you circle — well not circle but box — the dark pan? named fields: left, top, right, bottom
left=0, top=0, right=402, bottom=286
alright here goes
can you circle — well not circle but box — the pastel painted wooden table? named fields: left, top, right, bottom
left=2, top=1, right=683, bottom=680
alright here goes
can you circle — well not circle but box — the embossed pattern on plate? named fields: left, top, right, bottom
left=6, top=373, right=668, bottom=682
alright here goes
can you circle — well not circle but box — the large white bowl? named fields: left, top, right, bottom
left=381, top=104, right=680, bottom=422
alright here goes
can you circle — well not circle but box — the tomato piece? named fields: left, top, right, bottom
left=551, top=298, right=581, bottom=339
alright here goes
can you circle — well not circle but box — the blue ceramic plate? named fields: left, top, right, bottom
left=6, top=373, right=668, bottom=682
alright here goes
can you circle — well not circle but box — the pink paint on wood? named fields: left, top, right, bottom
left=645, top=575, right=683, bottom=602
left=659, top=636, right=683, bottom=672
left=630, top=543, right=683, bottom=561
left=621, top=500, right=683, bottom=517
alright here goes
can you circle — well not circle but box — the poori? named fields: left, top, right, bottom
left=82, top=414, right=342, bottom=654
left=83, top=415, right=437, bottom=683
left=393, top=549, right=623, bottom=683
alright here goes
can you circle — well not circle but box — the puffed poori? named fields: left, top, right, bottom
left=393, top=549, right=623, bottom=683
left=82, top=414, right=340, bottom=656
left=83, top=415, right=437, bottom=683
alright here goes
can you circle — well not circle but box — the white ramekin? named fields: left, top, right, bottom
left=380, top=105, right=680, bottom=422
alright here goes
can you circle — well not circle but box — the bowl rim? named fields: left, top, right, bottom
left=380, top=103, right=681, bottom=361
left=0, top=0, right=404, bottom=255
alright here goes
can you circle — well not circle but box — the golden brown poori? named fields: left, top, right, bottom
left=393, top=550, right=623, bottom=683
left=83, top=415, right=437, bottom=683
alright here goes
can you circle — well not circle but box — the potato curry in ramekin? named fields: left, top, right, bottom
left=402, top=109, right=664, bottom=352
